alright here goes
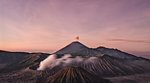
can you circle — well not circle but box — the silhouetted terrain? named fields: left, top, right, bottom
left=0, top=50, right=29, bottom=70
left=0, top=50, right=29, bottom=64
left=0, top=53, right=49, bottom=73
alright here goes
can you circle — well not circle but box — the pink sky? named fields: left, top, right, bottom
left=0, top=0, right=150, bottom=58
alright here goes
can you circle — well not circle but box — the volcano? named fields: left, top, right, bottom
left=42, top=66, right=111, bottom=83
left=0, top=42, right=150, bottom=83
left=54, top=41, right=90, bottom=56
left=54, top=41, right=138, bottom=59
left=53, top=41, right=150, bottom=76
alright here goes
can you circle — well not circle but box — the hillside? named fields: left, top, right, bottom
left=0, top=50, right=29, bottom=64
left=0, top=53, right=49, bottom=73
left=39, top=66, right=111, bottom=83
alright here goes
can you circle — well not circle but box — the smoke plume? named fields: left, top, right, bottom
left=37, top=54, right=98, bottom=70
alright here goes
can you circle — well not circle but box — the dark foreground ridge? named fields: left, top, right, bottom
left=38, top=66, right=112, bottom=83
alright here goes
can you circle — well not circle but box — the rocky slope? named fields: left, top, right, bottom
left=39, top=66, right=111, bottom=83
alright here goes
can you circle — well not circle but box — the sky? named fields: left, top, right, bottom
left=0, top=0, right=150, bottom=58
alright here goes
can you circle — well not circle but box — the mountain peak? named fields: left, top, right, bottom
left=54, top=41, right=89, bottom=55
left=69, top=41, right=88, bottom=47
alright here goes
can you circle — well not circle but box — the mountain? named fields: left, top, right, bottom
left=54, top=41, right=89, bottom=56
left=0, top=50, right=29, bottom=64
left=0, top=53, right=49, bottom=73
left=0, top=42, right=150, bottom=83
left=95, top=47, right=137, bottom=59
left=54, top=41, right=138, bottom=59
left=0, top=50, right=30, bottom=69
left=40, top=66, right=111, bottom=83
left=0, top=52, right=50, bottom=83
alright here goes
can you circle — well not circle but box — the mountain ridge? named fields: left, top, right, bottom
left=54, top=41, right=138, bottom=59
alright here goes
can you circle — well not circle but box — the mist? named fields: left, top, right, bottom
left=37, top=54, right=98, bottom=70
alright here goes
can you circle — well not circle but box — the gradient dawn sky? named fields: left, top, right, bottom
left=0, top=0, right=150, bottom=58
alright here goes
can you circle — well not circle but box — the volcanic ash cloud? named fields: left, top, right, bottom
left=37, top=54, right=98, bottom=70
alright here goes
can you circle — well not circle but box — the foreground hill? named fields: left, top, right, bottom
left=38, top=66, right=111, bottom=83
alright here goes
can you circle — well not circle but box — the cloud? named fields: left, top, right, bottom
left=37, top=54, right=98, bottom=70
left=108, top=39, right=150, bottom=44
